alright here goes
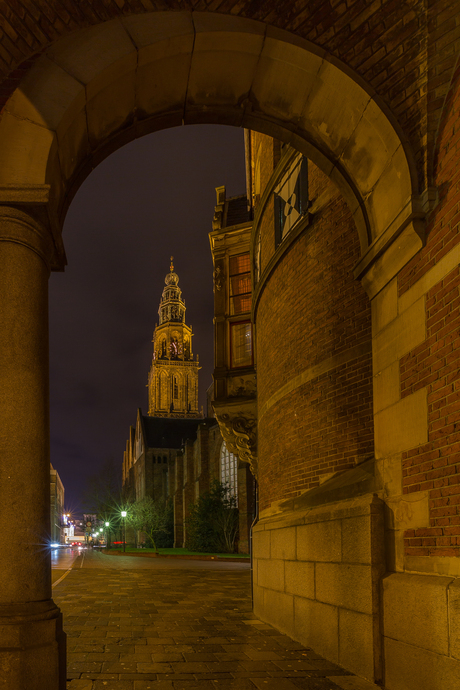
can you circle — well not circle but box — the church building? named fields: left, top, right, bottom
left=122, top=258, right=254, bottom=551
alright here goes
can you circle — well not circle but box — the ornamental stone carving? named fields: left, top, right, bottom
left=213, top=265, right=223, bottom=292
left=217, top=411, right=257, bottom=477
left=228, top=375, right=256, bottom=397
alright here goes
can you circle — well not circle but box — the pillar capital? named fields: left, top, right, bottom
left=0, top=205, right=58, bottom=271
left=353, top=195, right=428, bottom=300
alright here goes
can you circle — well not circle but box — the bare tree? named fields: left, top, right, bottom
left=128, top=497, right=172, bottom=552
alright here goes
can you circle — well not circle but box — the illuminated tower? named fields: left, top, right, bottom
left=148, top=258, right=201, bottom=418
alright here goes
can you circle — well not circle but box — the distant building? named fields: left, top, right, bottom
left=50, top=464, right=64, bottom=544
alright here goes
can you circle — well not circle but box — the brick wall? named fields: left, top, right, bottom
left=399, top=65, right=460, bottom=295
left=399, top=71, right=460, bottom=557
left=256, top=163, right=373, bottom=511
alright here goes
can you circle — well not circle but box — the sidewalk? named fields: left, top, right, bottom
left=53, top=551, right=379, bottom=690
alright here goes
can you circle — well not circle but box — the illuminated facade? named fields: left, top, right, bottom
left=50, top=463, right=65, bottom=545
left=148, top=258, right=200, bottom=418
left=209, top=187, right=256, bottom=475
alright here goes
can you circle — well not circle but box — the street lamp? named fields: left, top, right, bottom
left=121, top=511, right=127, bottom=553
left=105, top=521, right=110, bottom=549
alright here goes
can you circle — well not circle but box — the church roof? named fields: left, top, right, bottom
left=141, top=415, right=214, bottom=449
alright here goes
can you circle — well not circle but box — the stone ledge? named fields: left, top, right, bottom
left=102, top=550, right=249, bottom=562
left=384, top=636, right=460, bottom=690
left=255, top=480, right=383, bottom=531
left=382, top=572, right=454, bottom=656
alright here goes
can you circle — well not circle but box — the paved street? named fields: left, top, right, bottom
left=53, top=549, right=378, bottom=690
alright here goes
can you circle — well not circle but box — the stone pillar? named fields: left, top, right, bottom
left=0, top=206, right=66, bottom=689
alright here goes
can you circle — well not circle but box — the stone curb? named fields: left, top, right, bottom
left=102, top=549, right=250, bottom=563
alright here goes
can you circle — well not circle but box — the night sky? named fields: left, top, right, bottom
left=49, top=125, right=246, bottom=512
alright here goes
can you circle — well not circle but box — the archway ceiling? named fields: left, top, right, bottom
left=0, top=12, right=420, bottom=263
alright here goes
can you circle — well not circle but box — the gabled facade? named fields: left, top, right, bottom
left=209, top=187, right=257, bottom=475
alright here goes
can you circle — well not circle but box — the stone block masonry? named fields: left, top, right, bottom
left=253, top=494, right=385, bottom=683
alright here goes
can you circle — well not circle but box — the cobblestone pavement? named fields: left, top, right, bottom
left=53, top=549, right=378, bottom=690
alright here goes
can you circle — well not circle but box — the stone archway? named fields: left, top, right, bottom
left=0, top=13, right=421, bottom=262
left=0, top=11, right=424, bottom=690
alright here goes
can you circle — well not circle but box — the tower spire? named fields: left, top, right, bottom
left=147, top=256, right=200, bottom=418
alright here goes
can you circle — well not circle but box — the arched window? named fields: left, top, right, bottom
left=220, top=441, right=238, bottom=504
left=174, top=376, right=179, bottom=399
left=159, top=371, right=168, bottom=409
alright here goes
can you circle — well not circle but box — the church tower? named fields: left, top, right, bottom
left=148, top=258, right=201, bottom=418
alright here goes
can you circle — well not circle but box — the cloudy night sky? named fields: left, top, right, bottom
left=49, top=124, right=246, bottom=512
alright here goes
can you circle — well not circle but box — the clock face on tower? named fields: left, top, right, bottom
left=170, top=338, right=178, bottom=359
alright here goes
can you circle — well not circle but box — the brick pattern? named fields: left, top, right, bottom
left=0, top=1, right=458, bottom=196
left=259, top=358, right=374, bottom=509
left=399, top=65, right=460, bottom=295
left=257, top=164, right=373, bottom=511
left=397, top=62, right=460, bottom=558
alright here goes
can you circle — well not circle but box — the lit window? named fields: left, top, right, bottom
left=229, top=254, right=251, bottom=315
left=230, top=321, right=252, bottom=368
left=220, top=441, right=238, bottom=503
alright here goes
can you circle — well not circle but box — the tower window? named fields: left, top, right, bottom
left=174, top=377, right=179, bottom=399
left=220, top=441, right=238, bottom=504
left=229, top=254, right=251, bottom=315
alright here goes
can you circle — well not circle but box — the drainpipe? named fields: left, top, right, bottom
left=250, top=478, right=259, bottom=609
left=244, top=128, right=253, bottom=216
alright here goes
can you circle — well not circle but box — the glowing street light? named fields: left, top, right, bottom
left=121, top=511, right=127, bottom=553
left=105, top=521, right=110, bottom=549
